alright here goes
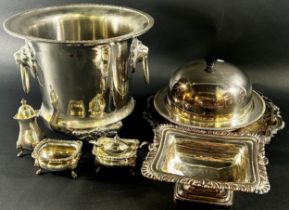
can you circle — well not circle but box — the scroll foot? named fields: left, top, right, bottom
left=36, top=168, right=42, bottom=175
left=71, top=171, right=77, bottom=179
left=17, top=149, right=24, bottom=157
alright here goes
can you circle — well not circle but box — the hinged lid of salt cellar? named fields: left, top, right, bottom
left=154, top=57, right=266, bottom=130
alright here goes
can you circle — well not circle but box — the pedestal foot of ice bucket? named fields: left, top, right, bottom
left=70, top=121, right=123, bottom=140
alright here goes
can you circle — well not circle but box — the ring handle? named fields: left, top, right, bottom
left=129, top=38, right=150, bottom=84
left=14, top=44, right=37, bottom=94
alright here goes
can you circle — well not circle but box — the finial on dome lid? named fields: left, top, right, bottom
left=205, top=56, right=217, bottom=73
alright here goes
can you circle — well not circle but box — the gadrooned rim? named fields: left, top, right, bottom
left=3, top=3, right=154, bottom=44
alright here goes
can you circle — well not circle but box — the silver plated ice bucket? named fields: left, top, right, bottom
left=4, top=4, right=154, bottom=135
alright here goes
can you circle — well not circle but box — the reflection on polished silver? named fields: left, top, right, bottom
left=89, top=136, right=148, bottom=171
left=14, top=99, right=45, bottom=157
left=32, top=139, right=83, bottom=179
left=154, top=58, right=266, bottom=130
left=155, top=88, right=265, bottom=130
left=141, top=124, right=270, bottom=194
left=4, top=4, right=154, bottom=135
left=144, top=93, right=284, bottom=142
left=174, top=184, right=234, bottom=206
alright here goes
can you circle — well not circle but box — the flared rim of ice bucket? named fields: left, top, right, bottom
left=3, top=3, right=154, bottom=44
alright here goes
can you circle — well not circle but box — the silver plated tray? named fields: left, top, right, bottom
left=236, top=92, right=284, bottom=143
left=144, top=92, right=284, bottom=143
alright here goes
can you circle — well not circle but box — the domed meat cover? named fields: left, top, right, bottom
left=154, top=57, right=265, bottom=130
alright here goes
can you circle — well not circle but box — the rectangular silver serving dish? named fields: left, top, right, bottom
left=141, top=124, right=270, bottom=194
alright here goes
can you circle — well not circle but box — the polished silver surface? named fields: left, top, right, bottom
left=14, top=99, right=45, bottom=157
left=89, top=136, right=142, bottom=168
left=236, top=91, right=285, bottom=144
left=145, top=92, right=284, bottom=143
left=4, top=4, right=154, bottom=135
left=154, top=58, right=266, bottom=130
left=142, top=124, right=270, bottom=194
left=174, top=184, right=234, bottom=206
left=4, top=4, right=154, bottom=44
left=71, top=121, right=123, bottom=140
left=154, top=88, right=265, bottom=130
left=32, top=139, right=83, bottom=178
left=169, top=58, right=252, bottom=116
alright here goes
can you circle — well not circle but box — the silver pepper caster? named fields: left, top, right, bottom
left=13, top=99, right=45, bottom=157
